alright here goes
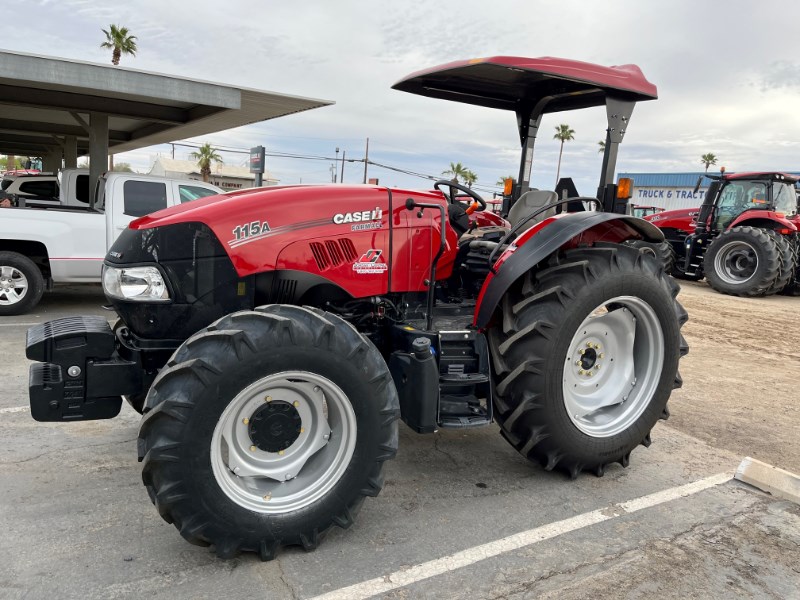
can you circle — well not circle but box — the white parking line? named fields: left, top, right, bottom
left=0, top=406, right=29, bottom=414
left=309, top=472, right=733, bottom=600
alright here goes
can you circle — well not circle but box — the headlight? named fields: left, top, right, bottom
left=103, top=265, right=170, bottom=302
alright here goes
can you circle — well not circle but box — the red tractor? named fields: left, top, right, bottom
left=644, top=172, right=800, bottom=296
left=25, top=56, right=687, bottom=560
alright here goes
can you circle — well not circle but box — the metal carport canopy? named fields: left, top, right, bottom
left=0, top=49, right=333, bottom=199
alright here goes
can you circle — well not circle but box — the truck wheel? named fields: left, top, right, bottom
left=763, top=231, right=793, bottom=296
left=137, top=305, right=399, bottom=560
left=704, top=227, right=780, bottom=296
left=488, top=244, right=687, bottom=478
left=624, top=240, right=675, bottom=273
left=0, top=251, right=44, bottom=316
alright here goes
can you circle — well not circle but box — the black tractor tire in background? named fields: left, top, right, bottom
left=763, top=231, right=794, bottom=296
left=624, top=240, right=676, bottom=274
left=0, top=251, right=45, bottom=316
left=488, top=244, right=688, bottom=478
left=137, top=305, right=400, bottom=560
left=704, top=227, right=781, bottom=297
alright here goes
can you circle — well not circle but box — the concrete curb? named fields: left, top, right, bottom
left=734, top=456, right=800, bottom=505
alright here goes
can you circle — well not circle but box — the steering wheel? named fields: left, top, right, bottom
left=433, top=180, right=487, bottom=214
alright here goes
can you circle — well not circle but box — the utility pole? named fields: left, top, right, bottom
left=340, top=150, right=346, bottom=183
left=334, top=147, right=340, bottom=183
left=330, top=163, right=336, bottom=183
left=362, top=138, right=369, bottom=184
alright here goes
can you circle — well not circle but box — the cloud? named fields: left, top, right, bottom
left=8, top=0, right=800, bottom=193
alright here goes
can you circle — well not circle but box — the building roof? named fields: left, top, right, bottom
left=0, top=50, right=333, bottom=156
left=619, top=172, right=800, bottom=187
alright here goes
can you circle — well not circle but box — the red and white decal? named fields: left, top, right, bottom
left=353, top=249, right=388, bottom=274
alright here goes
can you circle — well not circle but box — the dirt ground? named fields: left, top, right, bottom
left=668, top=279, right=800, bottom=474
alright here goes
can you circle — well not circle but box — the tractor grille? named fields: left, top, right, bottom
left=310, top=239, right=358, bottom=271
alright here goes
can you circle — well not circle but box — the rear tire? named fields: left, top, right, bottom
left=624, top=240, right=675, bottom=274
left=704, top=227, right=781, bottom=296
left=0, top=251, right=44, bottom=316
left=137, top=305, right=399, bottom=560
left=488, top=245, right=687, bottom=478
left=763, top=231, right=793, bottom=296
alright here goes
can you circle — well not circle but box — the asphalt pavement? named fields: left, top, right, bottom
left=1, top=286, right=798, bottom=599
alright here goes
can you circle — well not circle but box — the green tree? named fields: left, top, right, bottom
left=553, top=124, right=575, bottom=184
left=463, top=170, right=478, bottom=188
left=113, top=162, right=134, bottom=172
left=442, top=161, right=469, bottom=184
left=101, top=25, right=138, bottom=66
left=598, top=140, right=606, bottom=153
left=496, top=175, right=516, bottom=186
left=700, top=152, right=717, bottom=173
left=190, top=143, right=223, bottom=182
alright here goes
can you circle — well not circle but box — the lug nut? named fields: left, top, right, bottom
left=293, top=401, right=299, bottom=407
left=300, top=427, right=305, bottom=434
left=263, top=493, right=271, bottom=501
left=578, top=369, right=585, bottom=375
left=250, top=445, right=257, bottom=452
left=579, top=349, right=585, bottom=356
left=278, top=450, right=285, bottom=456
left=586, top=342, right=593, bottom=348
left=594, top=365, right=600, bottom=370
left=265, top=396, right=272, bottom=403
left=243, top=417, right=249, bottom=425
left=587, top=372, right=594, bottom=377
left=599, top=353, right=604, bottom=359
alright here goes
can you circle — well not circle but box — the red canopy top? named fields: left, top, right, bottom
left=392, top=56, right=657, bottom=113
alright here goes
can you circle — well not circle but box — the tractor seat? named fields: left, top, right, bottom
left=467, top=190, right=558, bottom=253
left=506, top=190, right=559, bottom=229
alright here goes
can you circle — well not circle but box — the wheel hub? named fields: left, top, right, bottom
left=248, top=400, right=302, bottom=452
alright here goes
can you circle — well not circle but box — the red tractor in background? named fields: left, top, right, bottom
left=25, top=56, right=687, bottom=560
left=643, top=172, right=799, bottom=296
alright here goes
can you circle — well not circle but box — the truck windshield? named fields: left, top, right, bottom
left=773, top=182, right=798, bottom=216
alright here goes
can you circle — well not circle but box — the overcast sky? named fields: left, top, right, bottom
left=5, top=0, right=800, bottom=195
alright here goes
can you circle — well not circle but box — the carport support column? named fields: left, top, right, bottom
left=64, top=135, right=78, bottom=169
left=42, top=150, right=62, bottom=173
left=88, top=113, right=109, bottom=206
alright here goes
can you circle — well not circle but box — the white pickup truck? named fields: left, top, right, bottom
left=0, top=170, right=222, bottom=315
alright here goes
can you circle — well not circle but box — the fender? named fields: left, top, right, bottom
left=728, top=210, right=798, bottom=232
left=474, top=212, right=664, bottom=328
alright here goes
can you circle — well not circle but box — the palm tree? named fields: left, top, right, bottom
left=553, top=124, right=575, bottom=184
left=463, top=170, right=478, bottom=188
left=496, top=175, right=516, bottom=186
left=700, top=153, right=717, bottom=173
left=442, top=162, right=469, bottom=184
left=598, top=140, right=606, bottom=153
left=101, top=25, right=138, bottom=66
left=190, top=143, right=223, bottom=182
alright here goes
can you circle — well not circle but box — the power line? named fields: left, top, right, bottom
left=169, top=141, right=502, bottom=192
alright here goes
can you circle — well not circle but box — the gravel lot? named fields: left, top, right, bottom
left=0, top=282, right=798, bottom=599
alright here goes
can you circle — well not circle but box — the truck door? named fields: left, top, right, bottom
left=107, top=178, right=169, bottom=248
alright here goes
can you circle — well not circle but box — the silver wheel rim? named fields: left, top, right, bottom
left=210, top=370, right=357, bottom=514
left=714, top=240, right=758, bottom=285
left=562, top=296, right=664, bottom=438
left=0, top=265, right=29, bottom=306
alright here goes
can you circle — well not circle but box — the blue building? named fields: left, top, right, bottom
left=618, top=172, right=800, bottom=212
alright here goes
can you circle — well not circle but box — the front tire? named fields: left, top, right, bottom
left=0, top=251, right=44, bottom=316
left=137, top=305, right=399, bottom=560
left=704, top=227, right=781, bottom=296
left=488, top=245, right=687, bottom=478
